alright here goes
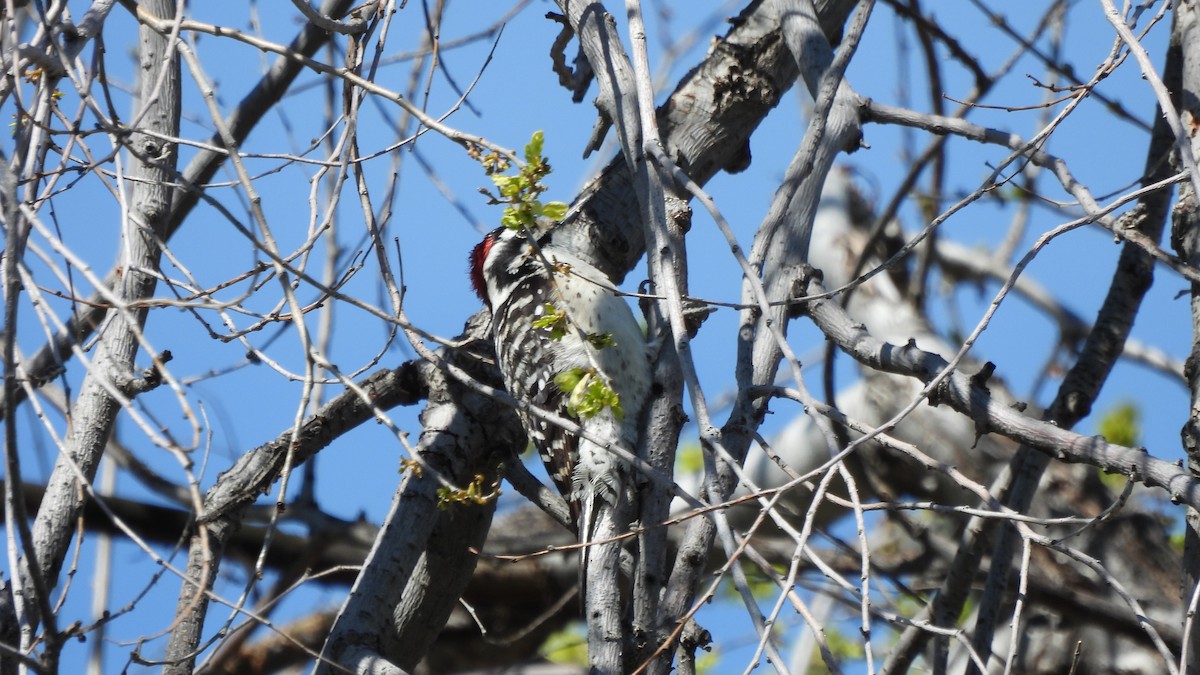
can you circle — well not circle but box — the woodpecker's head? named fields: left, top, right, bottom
left=468, top=227, right=502, bottom=309
left=470, top=224, right=555, bottom=310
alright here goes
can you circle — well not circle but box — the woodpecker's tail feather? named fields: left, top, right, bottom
left=577, top=489, right=599, bottom=606
left=580, top=499, right=627, bottom=670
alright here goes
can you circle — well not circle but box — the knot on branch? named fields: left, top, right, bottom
left=117, top=350, right=174, bottom=397
left=969, top=361, right=996, bottom=391
left=787, top=265, right=823, bottom=318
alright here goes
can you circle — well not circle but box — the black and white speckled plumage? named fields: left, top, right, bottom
left=470, top=225, right=649, bottom=524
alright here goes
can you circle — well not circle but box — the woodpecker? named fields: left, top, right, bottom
left=469, top=224, right=651, bottom=526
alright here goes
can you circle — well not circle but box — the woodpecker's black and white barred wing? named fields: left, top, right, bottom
left=471, top=227, right=582, bottom=516
left=492, top=272, right=581, bottom=513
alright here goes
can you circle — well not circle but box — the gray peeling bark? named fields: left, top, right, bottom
left=162, top=359, right=429, bottom=674
left=21, top=0, right=179, bottom=640
left=314, top=353, right=521, bottom=674
left=1174, top=1, right=1200, bottom=671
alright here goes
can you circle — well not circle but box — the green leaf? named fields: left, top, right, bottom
left=563, top=374, right=622, bottom=420
left=593, top=380, right=622, bottom=419
left=566, top=372, right=599, bottom=418
left=1098, top=402, right=1141, bottom=447
left=696, top=648, right=721, bottom=674
left=585, top=332, right=617, bottom=349
left=542, top=201, right=569, bottom=221
left=531, top=303, right=569, bottom=340
left=825, top=627, right=866, bottom=661
left=540, top=625, right=588, bottom=666
left=676, top=444, right=704, bottom=473
left=554, top=368, right=588, bottom=398
left=500, top=208, right=523, bottom=229
left=491, top=174, right=520, bottom=197
left=525, top=130, right=545, bottom=165
left=436, top=474, right=501, bottom=508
